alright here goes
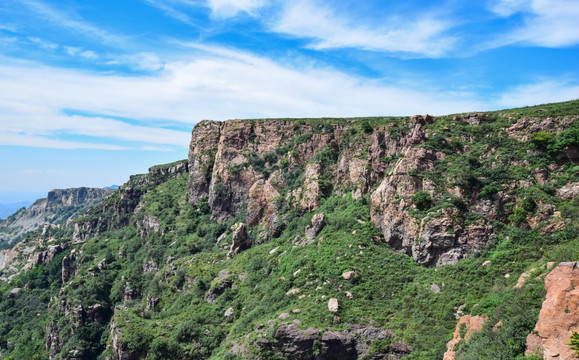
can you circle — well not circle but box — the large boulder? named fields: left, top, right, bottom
left=227, top=223, right=251, bottom=259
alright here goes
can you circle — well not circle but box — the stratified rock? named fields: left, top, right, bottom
left=0, top=187, right=113, bottom=246
left=227, top=223, right=251, bottom=259
left=525, top=261, right=579, bottom=359
left=254, top=323, right=408, bottom=360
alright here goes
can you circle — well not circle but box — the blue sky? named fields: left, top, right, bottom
left=0, top=0, right=578, bottom=202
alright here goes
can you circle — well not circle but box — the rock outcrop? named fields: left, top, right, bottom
left=443, top=315, right=487, bottom=360
left=304, top=213, right=325, bottom=244
left=227, top=223, right=251, bottom=259
left=184, top=115, right=570, bottom=267
left=525, top=262, right=579, bottom=359
left=256, top=324, right=411, bottom=360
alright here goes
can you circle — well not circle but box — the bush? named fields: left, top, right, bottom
left=480, top=185, right=501, bottom=200
left=569, top=332, right=579, bottom=356
left=530, top=131, right=554, bottom=149
left=411, top=191, right=433, bottom=210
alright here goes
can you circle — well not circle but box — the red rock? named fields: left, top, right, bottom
left=525, top=262, right=579, bottom=359
left=443, top=315, right=487, bottom=360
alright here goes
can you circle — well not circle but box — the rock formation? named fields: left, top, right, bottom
left=185, top=116, right=514, bottom=267
left=255, top=324, right=411, bottom=360
left=525, top=262, right=579, bottom=359
left=0, top=187, right=113, bottom=246
left=443, top=315, right=487, bottom=360
left=227, top=223, right=251, bottom=259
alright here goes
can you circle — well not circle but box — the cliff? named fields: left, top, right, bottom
left=0, top=100, right=577, bottom=360
left=0, top=187, right=113, bottom=248
left=186, top=112, right=577, bottom=266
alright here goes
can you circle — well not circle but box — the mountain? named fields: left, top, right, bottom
left=0, top=202, right=32, bottom=220
left=0, top=101, right=577, bottom=360
left=0, top=187, right=114, bottom=250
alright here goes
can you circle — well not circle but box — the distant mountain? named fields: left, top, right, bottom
left=0, top=202, right=32, bottom=220
left=0, top=187, right=114, bottom=248
left=104, top=185, right=120, bottom=189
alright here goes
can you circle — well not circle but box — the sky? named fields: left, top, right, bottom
left=0, top=0, right=578, bottom=203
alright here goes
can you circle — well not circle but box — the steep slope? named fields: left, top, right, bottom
left=0, top=101, right=577, bottom=360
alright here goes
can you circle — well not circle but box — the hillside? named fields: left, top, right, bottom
left=0, top=100, right=578, bottom=360
left=0, top=188, right=114, bottom=284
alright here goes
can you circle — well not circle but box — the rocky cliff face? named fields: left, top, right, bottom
left=0, top=187, right=113, bottom=247
left=73, top=160, right=188, bottom=241
left=186, top=113, right=573, bottom=266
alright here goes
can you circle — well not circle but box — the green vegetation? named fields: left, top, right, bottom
left=0, top=101, right=577, bottom=359
left=569, top=332, right=579, bottom=356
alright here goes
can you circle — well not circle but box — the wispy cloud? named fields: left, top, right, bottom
left=489, top=0, right=579, bottom=47
left=17, top=0, right=127, bottom=46
left=271, top=0, right=457, bottom=57
left=496, top=78, right=579, bottom=108
left=206, top=0, right=266, bottom=18
left=64, top=46, right=98, bottom=59
left=0, top=47, right=475, bottom=151
left=27, top=37, right=59, bottom=50
left=142, top=0, right=200, bottom=26
left=1, top=42, right=577, bottom=151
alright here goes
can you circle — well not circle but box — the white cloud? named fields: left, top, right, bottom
left=496, top=79, right=579, bottom=108
left=489, top=0, right=530, bottom=16
left=1, top=46, right=577, bottom=152
left=271, top=0, right=456, bottom=57
left=64, top=46, right=98, bottom=59
left=489, top=0, right=579, bottom=47
left=206, top=0, right=266, bottom=18
left=27, top=37, right=59, bottom=50
left=0, top=47, right=480, bottom=151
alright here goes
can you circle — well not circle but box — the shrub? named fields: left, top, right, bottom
left=569, top=332, right=579, bottom=356
left=480, top=185, right=501, bottom=199
left=362, top=122, right=373, bottom=134
left=411, top=191, right=433, bottom=210
left=530, top=131, right=554, bottom=149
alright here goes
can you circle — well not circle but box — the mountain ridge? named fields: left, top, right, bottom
left=0, top=100, right=577, bottom=360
